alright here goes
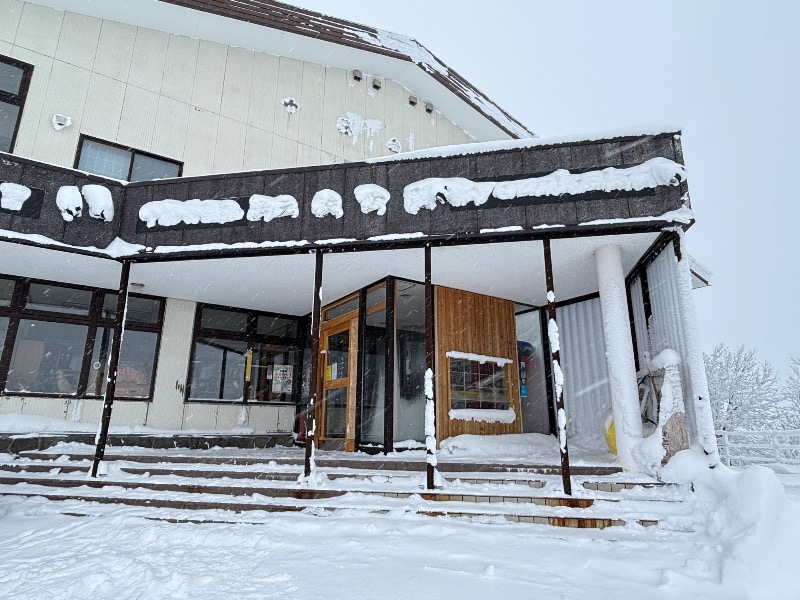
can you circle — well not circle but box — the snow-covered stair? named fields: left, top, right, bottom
left=0, top=446, right=697, bottom=531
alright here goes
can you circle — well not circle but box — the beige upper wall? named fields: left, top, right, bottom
left=0, top=0, right=476, bottom=177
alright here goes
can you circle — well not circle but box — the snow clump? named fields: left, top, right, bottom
left=386, top=138, right=402, bottom=153
left=139, top=199, right=244, bottom=227
left=311, top=189, right=343, bottom=219
left=56, top=186, right=83, bottom=221
left=354, top=184, right=390, bottom=215
left=281, top=97, right=299, bottom=113
left=247, top=194, right=299, bottom=222
left=0, top=182, right=31, bottom=211
left=336, top=112, right=383, bottom=145
left=81, top=185, right=114, bottom=221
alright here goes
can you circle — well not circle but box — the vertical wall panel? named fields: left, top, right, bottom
left=381, top=79, right=405, bottom=154
left=191, top=40, right=227, bottom=113
left=146, top=298, right=196, bottom=430
left=557, top=297, right=611, bottom=438
left=298, top=60, right=326, bottom=153
left=273, top=57, right=303, bottom=145
left=243, top=126, right=273, bottom=171
left=182, top=108, right=219, bottom=176
left=14, top=2, right=62, bottom=56
left=55, top=11, right=101, bottom=71
left=108, top=401, right=148, bottom=427
left=128, top=27, right=169, bottom=94
left=20, top=396, right=70, bottom=420
left=182, top=404, right=218, bottom=431
left=93, top=20, right=137, bottom=82
left=213, top=116, right=247, bottom=174
left=81, top=73, right=125, bottom=141
left=32, top=60, right=90, bottom=165
left=0, top=0, right=23, bottom=44
left=160, top=34, right=198, bottom=105
left=117, top=85, right=158, bottom=150
left=247, top=51, right=279, bottom=131
left=248, top=406, right=280, bottom=432
left=320, top=66, right=348, bottom=162
left=9, top=46, right=54, bottom=157
left=220, top=46, right=254, bottom=124
left=151, top=96, right=189, bottom=161
left=0, top=396, right=24, bottom=415
left=342, top=67, right=368, bottom=161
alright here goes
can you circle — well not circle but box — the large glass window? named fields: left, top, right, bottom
left=6, top=320, right=87, bottom=394
left=188, top=305, right=303, bottom=404
left=76, top=136, right=182, bottom=182
left=0, top=55, right=32, bottom=153
left=449, top=358, right=511, bottom=411
left=0, top=276, right=163, bottom=399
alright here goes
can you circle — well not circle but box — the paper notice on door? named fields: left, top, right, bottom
left=331, top=363, right=337, bottom=380
left=325, top=365, right=332, bottom=381
left=272, top=364, right=293, bottom=394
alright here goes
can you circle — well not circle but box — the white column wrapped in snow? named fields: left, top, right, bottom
left=595, top=244, right=643, bottom=471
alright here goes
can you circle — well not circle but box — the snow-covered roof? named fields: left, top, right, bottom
left=26, top=0, right=534, bottom=142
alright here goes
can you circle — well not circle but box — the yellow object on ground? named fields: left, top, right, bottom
left=602, top=409, right=617, bottom=455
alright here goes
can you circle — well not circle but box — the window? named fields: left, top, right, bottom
left=0, top=276, right=163, bottom=399
left=75, top=136, right=182, bottom=182
left=187, top=305, right=304, bottom=404
left=449, top=357, right=510, bottom=411
left=0, top=55, right=32, bottom=153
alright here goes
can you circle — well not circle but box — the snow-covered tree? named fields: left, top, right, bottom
left=704, top=344, right=780, bottom=431
left=777, top=357, right=800, bottom=430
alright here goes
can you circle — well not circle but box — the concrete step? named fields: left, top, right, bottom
left=19, top=448, right=622, bottom=476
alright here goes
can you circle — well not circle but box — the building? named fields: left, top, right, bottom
left=0, top=0, right=718, bottom=482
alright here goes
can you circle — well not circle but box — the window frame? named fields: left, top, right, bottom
left=447, top=356, right=512, bottom=412
left=74, top=134, right=183, bottom=182
left=0, top=274, right=164, bottom=401
left=185, top=302, right=306, bottom=405
left=0, top=54, right=33, bottom=154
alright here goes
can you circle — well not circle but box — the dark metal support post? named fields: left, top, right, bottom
left=304, top=250, right=324, bottom=477
left=424, top=245, right=436, bottom=490
left=91, top=260, right=131, bottom=477
left=383, top=277, right=395, bottom=454
left=542, top=240, right=572, bottom=496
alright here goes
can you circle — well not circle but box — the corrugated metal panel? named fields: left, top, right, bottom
left=557, top=298, right=611, bottom=438
left=94, top=20, right=136, bottom=82
left=81, top=73, right=125, bottom=140
left=15, top=2, right=62, bottom=56
left=128, top=26, right=169, bottom=94
left=220, top=46, right=254, bottom=124
left=646, top=242, right=692, bottom=403
left=145, top=298, right=195, bottom=430
left=0, top=396, right=24, bottom=415
left=629, top=277, right=649, bottom=369
left=55, top=12, right=101, bottom=71
left=0, top=0, right=23, bottom=44
left=117, top=85, right=158, bottom=150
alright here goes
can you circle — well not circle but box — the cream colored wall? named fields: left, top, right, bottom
left=1, top=0, right=475, bottom=176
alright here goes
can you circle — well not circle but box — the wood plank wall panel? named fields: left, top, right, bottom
left=434, top=286, right=522, bottom=443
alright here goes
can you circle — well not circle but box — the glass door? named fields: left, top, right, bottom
left=318, top=315, right=358, bottom=450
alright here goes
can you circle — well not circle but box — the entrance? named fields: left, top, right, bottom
left=317, top=302, right=358, bottom=451
left=314, top=278, right=427, bottom=453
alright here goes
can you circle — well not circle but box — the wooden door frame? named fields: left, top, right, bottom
left=317, top=312, right=359, bottom=451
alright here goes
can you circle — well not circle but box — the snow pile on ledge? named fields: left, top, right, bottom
left=81, top=185, right=114, bottom=221
left=246, top=194, right=298, bottom=222
left=448, top=408, right=516, bottom=424
left=311, top=189, right=343, bottom=219
left=662, top=448, right=800, bottom=599
left=354, top=184, right=390, bottom=215
left=440, top=432, right=559, bottom=459
left=0, top=182, right=31, bottom=211
left=55, top=186, right=82, bottom=221
left=445, top=351, right=512, bottom=366
left=404, top=157, right=686, bottom=214
left=139, top=199, right=244, bottom=227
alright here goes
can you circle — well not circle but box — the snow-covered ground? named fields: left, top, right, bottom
left=0, top=448, right=798, bottom=599
left=0, top=495, right=745, bottom=599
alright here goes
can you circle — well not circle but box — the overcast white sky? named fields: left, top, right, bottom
left=291, top=0, right=800, bottom=374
